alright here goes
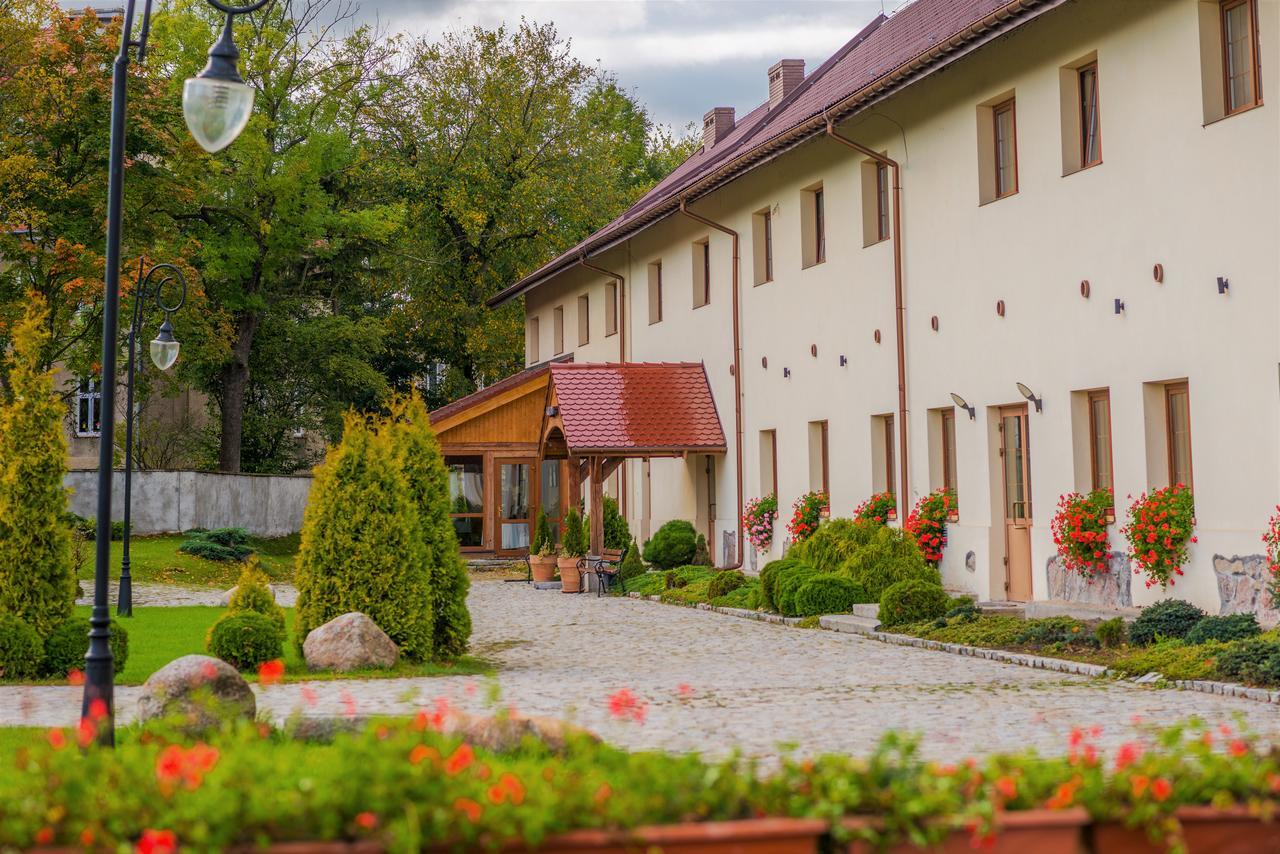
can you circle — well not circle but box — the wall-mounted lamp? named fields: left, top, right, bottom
left=1217, top=276, right=1229, bottom=295
left=950, top=392, right=975, bottom=421
left=1016, top=382, right=1043, bottom=413
left=1114, top=298, right=1125, bottom=315
left=839, top=355, right=848, bottom=367
left=783, top=367, right=791, bottom=378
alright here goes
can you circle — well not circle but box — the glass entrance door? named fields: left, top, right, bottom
left=540, top=459, right=565, bottom=547
left=497, top=459, right=532, bottom=554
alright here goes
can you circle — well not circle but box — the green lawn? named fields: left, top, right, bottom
left=69, top=605, right=491, bottom=686
left=80, top=533, right=299, bottom=588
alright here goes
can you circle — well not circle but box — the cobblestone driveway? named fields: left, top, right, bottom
left=8, top=580, right=1278, bottom=761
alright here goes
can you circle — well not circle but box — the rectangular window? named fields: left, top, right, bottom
left=883, top=414, right=896, bottom=499
left=1222, top=0, right=1261, bottom=114
left=605, top=282, right=618, bottom=336
left=447, top=456, right=485, bottom=549
left=1088, top=389, right=1114, bottom=495
left=759, top=429, right=778, bottom=496
left=1079, top=62, right=1101, bottom=167
left=692, top=239, right=710, bottom=308
left=941, top=408, right=957, bottom=495
left=648, top=261, right=663, bottom=324
left=808, top=420, right=829, bottom=494
left=76, top=377, right=102, bottom=437
left=1165, top=382, right=1193, bottom=489
left=814, top=188, right=826, bottom=264
left=553, top=306, right=564, bottom=354
left=577, top=294, right=590, bottom=346
left=802, top=184, right=825, bottom=267
left=993, top=99, right=1018, bottom=198
left=752, top=208, right=773, bottom=286
left=875, top=164, right=890, bottom=241
left=528, top=317, right=540, bottom=364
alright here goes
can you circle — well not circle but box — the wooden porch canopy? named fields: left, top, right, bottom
left=541, top=362, right=727, bottom=555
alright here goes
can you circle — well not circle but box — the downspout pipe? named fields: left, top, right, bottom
left=678, top=198, right=744, bottom=569
left=578, top=253, right=628, bottom=519
left=823, top=114, right=910, bottom=523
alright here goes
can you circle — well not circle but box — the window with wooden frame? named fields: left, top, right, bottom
left=692, top=239, right=710, bottom=308
left=759, top=429, right=778, bottom=496
left=801, top=184, right=825, bottom=267
left=1222, top=0, right=1262, bottom=114
left=527, top=317, right=540, bottom=364
left=577, top=294, right=590, bottom=346
left=647, top=261, right=662, bottom=324
left=446, top=456, right=485, bottom=549
left=604, top=282, right=618, bottom=336
left=808, top=420, right=829, bottom=495
left=1165, top=382, right=1193, bottom=489
left=860, top=157, right=890, bottom=246
left=941, top=407, right=957, bottom=497
left=883, top=414, right=896, bottom=498
left=814, top=188, right=826, bottom=263
left=1078, top=62, right=1101, bottom=168
left=993, top=98, right=1018, bottom=198
left=875, top=164, right=890, bottom=241
left=1087, top=389, right=1115, bottom=498
left=552, top=306, right=564, bottom=354
left=752, top=208, right=773, bottom=286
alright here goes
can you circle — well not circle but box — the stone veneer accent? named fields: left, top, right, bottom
left=1046, top=552, right=1132, bottom=608
left=1213, top=554, right=1277, bottom=627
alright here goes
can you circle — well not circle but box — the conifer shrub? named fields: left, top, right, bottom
left=179, top=528, right=253, bottom=562
left=41, top=617, right=128, bottom=678
left=793, top=574, right=868, bottom=617
left=790, top=518, right=878, bottom=574
left=1185, top=613, right=1260, bottom=645
left=842, top=525, right=937, bottom=603
left=0, top=614, right=44, bottom=680
left=707, top=569, right=746, bottom=600
left=775, top=566, right=823, bottom=617
left=227, top=558, right=286, bottom=633
left=642, top=520, right=698, bottom=569
left=692, top=534, right=712, bottom=566
left=584, top=497, right=630, bottom=553
left=1129, top=599, right=1206, bottom=646
left=1094, top=617, right=1127, bottom=649
left=207, top=611, right=284, bottom=672
left=531, top=509, right=554, bottom=556
left=0, top=295, right=75, bottom=637
left=619, top=539, right=645, bottom=582
left=295, top=413, right=434, bottom=661
left=759, top=556, right=806, bottom=613
left=1216, top=637, right=1280, bottom=685
left=385, top=395, right=470, bottom=660
left=561, top=508, right=588, bottom=558
left=878, top=578, right=950, bottom=626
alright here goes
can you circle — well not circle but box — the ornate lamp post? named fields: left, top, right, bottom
left=84, top=0, right=269, bottom=746
left=117, top=262, right=187, bottom=618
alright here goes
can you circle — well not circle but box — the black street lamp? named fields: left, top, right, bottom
left=84, top=0, right=269, bottom=746
left=117, top=261, right=187, bottom=618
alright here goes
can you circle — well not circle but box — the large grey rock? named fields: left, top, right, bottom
left=1214, top=554, right=1278, bottom=627
left=137, top=654, right=255, bottom=729
left=303, top=612, right=398, bottom=671
left=1046, top=552, right=1132, bottom=607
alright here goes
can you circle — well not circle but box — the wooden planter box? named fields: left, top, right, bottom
left=1090, top=806, right=1280, bottom=853
left=843, top=809, right=1089, bottom=854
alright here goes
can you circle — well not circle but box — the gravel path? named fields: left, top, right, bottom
left=9, top=580, right=1278, bottom=761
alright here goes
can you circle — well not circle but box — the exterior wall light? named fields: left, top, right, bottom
left=1016, top=382, right=1043, bottom=413
left=1217, top=276, right=1230, bottom=294
left=950, top=393, right=975, bottom=420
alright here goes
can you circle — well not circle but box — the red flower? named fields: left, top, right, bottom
left=608, top=687, right=648, bottom=722
left=444, top=743, right=474, bottom=776
left=355, top=812, right=378, bottom=830
left=1229, top=739, right=1249, bottom=758
left=46, top=728, right=66, bottom=750
left=34, top=827, right=54, bottom=845
left=1151, top=777, right=1173, bottom=802
left=136, top=829, right=177, bottom=854
left=88, top=698, right=109, bottom=721
left=454, top=797, right=483, bottom=822
left=1114, top=742, right=1142, bottom=771
left=257, top=658, right=285, bottom=686
left=66, top=668, right=84, bottom=686
left=995, top=776, right=1017, bottom=799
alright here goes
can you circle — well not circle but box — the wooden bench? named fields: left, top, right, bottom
left=581, top=548, right=625, bottom=596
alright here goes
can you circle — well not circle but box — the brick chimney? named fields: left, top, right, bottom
left=702, top=107, right=735, bottom=149
left=768, top=59, right=805, bottom=109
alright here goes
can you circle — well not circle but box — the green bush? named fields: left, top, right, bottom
left=1129, top=599, right=1206, bottom=646
left=0, top=295, right=76, bottom=637
left=1216, top=638, right=1280, bottom=685
left=790, top=518, right=878, bottom=574
left=775, top=566, right=822, bottom=617
left=0, top=614, right=44, bottom=680
left=179, top=528, right=254, bottom=563
left=758, top=557, right=804, bottom=613
left=707, top=570, right=746, bottom=600
left=1014, top=617, right=1091, bottom=647
left=227, top=558, right=286, bottom=633
left=531, top=509, right=554, bottom=557
left=587, top=496, right=631, bottom=553
left=40, top=617, right=128, bottom=678
left=842, top=525, right=936, bottom=603
left=207, top=611, right=284, bottom=671
left=1185, top=614, right=1260, bottom=645
left=793, top=574, right=868, bottom=617
left=561, top=508, right=587, bottom=558
left=878, top=578, right=949, bottom=627
left=295, top=413, right=434, bottom=661
left=692, top=534, right=712, bottom=567
left=64, top=514, right=128, bottom=541
left=1095, top=617, right=1127, bottom=648
left=643, top=520, right=698, bottom=570
left=1109, top=640, right=1223, bottom=681
left=619, top=538, right=645, bottom=582
left=899, top=614, right=1026, bottom=647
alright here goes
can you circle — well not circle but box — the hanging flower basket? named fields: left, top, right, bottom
left=1120, top=485, right=1196, bottom=589
left=744, top=495, right=779, bottom=553
left=854, top=492, right=897, bottom=525
left=1049, top=489, right=1113, bottom=582
left=1264, top=505, right=1280, bottom=610
left=903, top=490, right=954, bottom=567
left=787, top=492, right=828, bottom=543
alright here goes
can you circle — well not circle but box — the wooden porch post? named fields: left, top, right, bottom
left=589, top=456, right=605, bottom=556
left=567, top=455, right=583, bottom=512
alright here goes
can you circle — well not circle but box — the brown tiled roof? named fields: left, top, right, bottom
left=489, top=0, right=1066, bottom=308
left=549, top=362, right=726, bottom=455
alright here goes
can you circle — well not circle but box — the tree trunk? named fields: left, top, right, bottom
left=218, top=311, right=261, bottom=473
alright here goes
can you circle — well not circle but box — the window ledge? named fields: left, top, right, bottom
left=1204, top=100, right=1264, bottom=127
left=604, top=330, right=617, bottom=338
left=978, top=190, right=1019, bottom=208
left=1062, top=160, right=1103, bottom=177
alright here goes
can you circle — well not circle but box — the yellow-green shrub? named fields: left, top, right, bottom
left=227, top=558, right=286, bottom=633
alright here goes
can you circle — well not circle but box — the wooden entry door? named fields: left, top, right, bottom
left=999, top=405, right=1033, bottom=601
left=496, top=458, right=533, bottom=555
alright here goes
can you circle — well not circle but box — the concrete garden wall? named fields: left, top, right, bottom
left=64, top=470, right=312, bottom=537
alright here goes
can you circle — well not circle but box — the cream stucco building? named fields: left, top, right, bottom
left=448, top=0, right=1278, bottom=616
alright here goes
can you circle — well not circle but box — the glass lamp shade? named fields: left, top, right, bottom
left=150, top=337, right=180, bottom=371
left=183, top=77, right=254, bottom=153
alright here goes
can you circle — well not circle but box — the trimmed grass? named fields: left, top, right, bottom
left=78, top=533, right=299, bottom=588
left=53, top=605, right=492, bottom=686
left=0, top=728, right=43, bottom=761
left=618, top=568, right=761, bottom=609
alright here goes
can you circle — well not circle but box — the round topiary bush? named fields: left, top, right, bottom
left=227, top=559, right=286, bottom=633
left=0, top=614, right=44, bottom=680
left=41, top=617, right=129, bottom=677
left=1129, top=599, right=1206, bottom=646
left=878, top=578, right=950, bottom=627
left=643, top=520, right=699, bottom=570
left=207, top=611, right=284, bottom=672
left=758, top=557, right=805, bottom=613
left=775, top=566, right=823, bottom=617
left=793, top=574, right=869, bottom=617
left=707, top=570, right=746, bottom=600
left=1185, top=613, right=1260, bottom=645
left=841, top=525, right=938, bottom=602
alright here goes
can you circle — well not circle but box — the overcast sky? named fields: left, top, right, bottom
left=353, top=1, right=898, bottom=130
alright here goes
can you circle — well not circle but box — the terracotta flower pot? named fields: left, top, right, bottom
left=1091, top=805, right=1280, bottom=853
left=558, top=555, right=582, bottom=593
left=843, top=808, right=1089, bottom=854
left=529, top=554, right=557, bottom=583
left=514, top=817, right=829, bottom=853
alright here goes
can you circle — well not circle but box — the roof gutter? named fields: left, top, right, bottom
left=678, top=197, right=744, bottom=570
left=487, top=0, right=1062, bottom=309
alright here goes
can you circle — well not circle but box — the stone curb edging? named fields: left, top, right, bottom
left=623, top=592, right=1280, bottom=707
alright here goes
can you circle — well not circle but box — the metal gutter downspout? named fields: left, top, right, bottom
left=678, top=197, right=744, bottom=570
left=824, top=115, right=910, bottom=523
left=578, top=253, right=628, bottom=520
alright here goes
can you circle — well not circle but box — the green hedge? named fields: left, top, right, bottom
left=843, top=525, right=937, bottom=602
left=206, top=611, right=284, bottom=671
left=643, top=520, right=698, bottom=570
left=1129, top=599, right=1205, bottom=646
left=1185, top=614, right=1260, bottom=645
left=0, top=614, right=43, bottom=680
left=793, top=574, right=868, bottom=617
left=41, top=617, right=128, bottom=678
left=707, top=570, right=746, bottom=600
left=878, top=578, right=949, bottom=627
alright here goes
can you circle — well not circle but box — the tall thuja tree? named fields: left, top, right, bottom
left=0, top=294, right=74, bottom=635
left=154, top=0, right=403, bottom=472
left=385, top=394, right=470, bottom=660
left=294, top=412, right=433, bottom=660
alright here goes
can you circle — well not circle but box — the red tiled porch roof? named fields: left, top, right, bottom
left=549, top=362, right=726, bottom=456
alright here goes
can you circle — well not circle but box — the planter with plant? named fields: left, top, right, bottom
left=788, top=492, right=829, bottom=543
left=1265, top=505, right=1280, bottom=610
left=529, top=510, right=558, bottom=583
left=559, top=509, right=587, bottom=593
left=1120, top=485, right=1196, bottom=589
left=744, top=495, right=779, bottom=553
left=1050, top=488, right=1114, bottom=583
left=903, top=490, right=954, bottom=567
left=854, top=492, right=897, bottom=525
